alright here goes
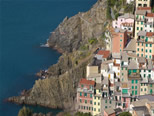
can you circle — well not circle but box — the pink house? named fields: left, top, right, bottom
left=112, top=13, right=134, bottom=32
left=112, top=29, right=128, bottom=54
left=77, top=78, right=95, bottom=114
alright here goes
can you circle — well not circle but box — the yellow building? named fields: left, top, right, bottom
left=136, top=32, right=154, bottom=59
left=136, top=0, right=151, bottom=8
left=93, top=84, right=102, bottom=116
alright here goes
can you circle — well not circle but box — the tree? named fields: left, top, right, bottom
left=18, top=106, right=33, bottom=116
left=75, top=112, right=92, bottom=116
left=119, top=112, right=132, bottom=116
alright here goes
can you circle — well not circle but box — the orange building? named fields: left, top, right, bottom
left=112, top=29, right=128, bottom=54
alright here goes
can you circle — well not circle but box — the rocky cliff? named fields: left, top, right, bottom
left=7, top=0, right=108, bottom=112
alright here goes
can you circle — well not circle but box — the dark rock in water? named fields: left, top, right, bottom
left=32, top=112, right=53, bottom=116
left=7, top=0, right=107, bottom=112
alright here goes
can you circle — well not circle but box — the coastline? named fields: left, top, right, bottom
left=5, top=0, right=108, bottom=113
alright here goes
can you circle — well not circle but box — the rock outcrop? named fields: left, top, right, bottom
left=48, top=0, right=107, bottom=52
left=7, top=0, right=108, bottom=112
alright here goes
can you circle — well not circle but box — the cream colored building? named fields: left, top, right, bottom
left=135, top=10, right=146, bottom=40
left=136, top=0, right=151, bottom=8
left=87, top=64, right=99, bottom=77
left=93, top=84, right=102, bottom=116
left=140, top=83, right=148, bottom=95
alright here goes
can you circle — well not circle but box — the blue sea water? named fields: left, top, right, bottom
left=0, top=0, right=96, bottom=115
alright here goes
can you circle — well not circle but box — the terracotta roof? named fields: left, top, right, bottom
left=97, top=50, right=110, bottom=58
left=121, top=83, right=128, bottom=88
left=146, top=32, right=154, bottom=37
left=114, top=63, right=120, bottom=67
left=146, top=13, right=154, bottom=17
left=121, top=22, right=134, bottom=27
left=137, top=7, right=151, bottom=11
left=79, top=78, right=95, bottom=86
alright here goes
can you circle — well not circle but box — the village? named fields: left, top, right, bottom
left=76, top=0, right=154, bottom=116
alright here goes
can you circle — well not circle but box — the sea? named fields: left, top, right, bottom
left=0, top=0, right=96, bottom=115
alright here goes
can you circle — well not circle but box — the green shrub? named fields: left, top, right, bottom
left=75, top=112, right=92, bottom=116
left=18, top=106, right=33, bottom=116
left=119, top=112, right=132, bottom=116
left=88, top=38, right=98, bottom=45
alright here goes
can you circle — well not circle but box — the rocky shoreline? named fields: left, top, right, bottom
left=6, top=0, right=108, bottom=113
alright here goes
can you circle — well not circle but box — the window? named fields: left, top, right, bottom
left=95, top=96, right=96, bottom=99
left=146, top=44, right=148, bottom=47
left=105, top=106, right=107, bottom=109
left=135, top=91, right=137, bottom=95
left=142, top=43, right=143, bottom=46
left=132, top=80, right=134, bottom=84
left=136, top=80, right=138, bottom=84
left=144, top=88, right=146, bottom=91
left=132, top=86, right=134, bottom=89
left=90, top=100, right=92, bottom=104
left=141, top=27, right=143, bottom=31
left=122, top=89, right=128, bottom=94
left=149, top=55, right=151, bottom=59
left=81, top=85, right=84, bottom=88
left=105, top=100, right=107, bottom=103
left=150, top=84, right=152, bottom=87
left=94, top=102, right=96, bottom=105
left=138, top=43, right=140, bottom=46
left=141, top=54, right=143, bottom=57
left=120, top=35, right=123, bottom=37
left=90, top=94, right=92, bottom=98
left=150, top=44, right=152, bottom=47
left=85, top=100, right=87, bottom=104
left=141, top=48, right=143, bottom=52
left=132, top=90, right=134, bottom=95
left=110, top=100, right=112, bottom=104
left=137, top=48, right=139, bottom=51
left=120, top=39, right=122, bottom=42
left=94, top=108, right=96, bottom=111
left=80, top=99, right=82, bottom=103
left=141, top=88, right=143, bottom=91
left=98, top=102, right=100, bottom=105
left=146, top=49, right=148, bottom=53
left=80, top=92, right=82, bottom=96
left=98, top=109, right=100, bottom=112
left=84, top=93, right=87, bottom=97
left=135, top=86, right=137, bottom=89
left=141, top=21, right=143, bottom=25
left=137, top=27, right=139, bottom=30
left=150, top=49, right=152, bottom=53
left=145, top=37, right=148, bottom=42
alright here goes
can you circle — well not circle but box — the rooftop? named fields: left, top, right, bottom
left=119, top=13, right=134, bottom=19
left=146, top=13, right=154, bottom=17
left=128, top=60, right=138, bottom=69
left=146, top=32, right=154, bottom=37
left=133, top=106, right=150, bottom=116
left=79, top=78, right=95, bottom=86
left=137, top=7, right=151, bottom=11
left=97, top=50, right=110, bottom=58
left=138, top=31, right=146, bottom=36
left=132, top=99, right=149, bottom=107
left=104, top=108, right=115, bottom=115
left=138, top=94, right=154, bottom=102
left=124, top=39, right=136, bottom=52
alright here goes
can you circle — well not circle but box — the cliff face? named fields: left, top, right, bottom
left=7, top=0, right=108, bottom=111
left=48, top=0, right=107, bottom=52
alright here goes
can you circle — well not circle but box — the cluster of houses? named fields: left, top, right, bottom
left=76, top=0, right=154, bottom=116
